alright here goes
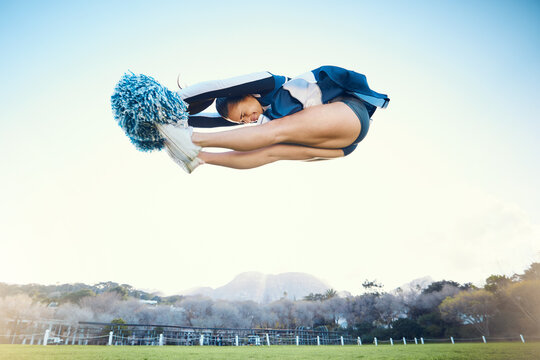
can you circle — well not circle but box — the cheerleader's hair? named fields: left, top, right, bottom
left=111, top=72, right=188, bottom=152
left=215, top=95, right=250, bottom=120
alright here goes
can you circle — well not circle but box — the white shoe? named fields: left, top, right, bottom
left=187, top=157, right=204, bottom=173
left=164, top=145, right=204, bottom=174
left=157, top=123, right=201, bottom=162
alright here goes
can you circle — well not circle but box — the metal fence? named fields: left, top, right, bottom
left=0, top=318, right=537, bottom=346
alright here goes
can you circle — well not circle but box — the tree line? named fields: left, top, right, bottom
left=0, top=263, right=538, bottom=340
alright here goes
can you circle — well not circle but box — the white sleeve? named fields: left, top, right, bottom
left=178, top=72, right=273, bottom=101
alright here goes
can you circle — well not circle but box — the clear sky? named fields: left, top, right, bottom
left=1, top=0, right=539, bottom=296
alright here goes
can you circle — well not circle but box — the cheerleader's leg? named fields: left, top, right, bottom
left=192, top=102, right=361, bottom=151
left=198, top=144, right=344, bottom=170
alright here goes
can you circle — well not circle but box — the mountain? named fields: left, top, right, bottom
left=179, top=272, right=331, bottom=303
left=180, top=286, right=214, bottom=297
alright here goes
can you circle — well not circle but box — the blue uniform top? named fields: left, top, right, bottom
left=178, top=66, right=389, bottom=128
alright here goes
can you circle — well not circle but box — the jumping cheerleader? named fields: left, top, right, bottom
left=111, top=66, right=389, bottom=173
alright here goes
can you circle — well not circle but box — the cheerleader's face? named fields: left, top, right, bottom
left=227, top=95, right=263, bottom=124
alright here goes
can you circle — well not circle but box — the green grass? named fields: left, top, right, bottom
left=0, top=343, right=539, bottom=360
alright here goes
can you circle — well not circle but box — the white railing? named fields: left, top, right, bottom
left=0, top=331, right=535, bottom=346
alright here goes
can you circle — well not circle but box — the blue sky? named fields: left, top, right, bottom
left=1, top=1, right=539, bottom=295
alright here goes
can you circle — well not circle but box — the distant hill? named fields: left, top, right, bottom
left=0, top=272, right=335, bottom=305
left=179, top=271, right=331, bottom=303
left=0, top=281, right=173, bottom=304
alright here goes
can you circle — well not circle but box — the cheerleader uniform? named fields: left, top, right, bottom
left=179, top=66, right=389, bottom=155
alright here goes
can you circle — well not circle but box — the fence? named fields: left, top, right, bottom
left=0, top=319, right=537, bottom=346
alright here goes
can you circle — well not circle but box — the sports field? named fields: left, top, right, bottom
left=0, top=343, right=538, bottom=360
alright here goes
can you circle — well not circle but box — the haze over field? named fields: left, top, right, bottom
left=2, top=262, right=538, bottom=340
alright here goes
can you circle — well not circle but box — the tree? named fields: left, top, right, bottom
left=60, top=289, right=96, bottom=304
left=423, top=280, right=462, bottom=294
left=439, top=289, right=497, bottom=336
left=519, top=263, right=540, bottom=281
left=503, top=280, right=540, bottom=330
left=417, top=312, right=445, bottom=337
left=391, top=318, right=424, bottom=338
left=345, top=294, right=379, bottom=327
left=484, top=275, right=512, bottom=293
left=293, top=301, right=317, bottom=328
left=325, top=289, right=338, bottom=300
left=362, top=280, right=383, bottom=295
left=207, top=301, right=242, bottom=328
left=303, top=293, right=318, bottom=301
left=107, top=286, right=129, bottom=300
left=102, top=317, right=131, bottom=336
left=321, top=297, right=346, bottom=329
left=0, top=294, right=52, bottom=321
left=407, top=283, right=461, bottom=320
left=179, top=297, right=213, bottom=327
left=303, top=291, right=336, bottom=302
left=94, top=282, right=121, bottom=293
left=267, top=298, right=296, bottom=328
left=78, top=292, right=123, bottom=321
left=373, top=294, right=404, bottom=326
left=161, top=295, right=185, bottom=305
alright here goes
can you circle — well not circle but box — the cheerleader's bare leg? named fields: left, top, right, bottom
left=192, top=102, right=361, bottom=151
left=198, top=144, right=343, bottom=170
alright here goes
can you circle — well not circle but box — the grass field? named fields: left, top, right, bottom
left=0, top=343, right=539, bottom=360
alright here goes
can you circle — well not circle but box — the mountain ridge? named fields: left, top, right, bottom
left=178, top=271, right=331, bottom=303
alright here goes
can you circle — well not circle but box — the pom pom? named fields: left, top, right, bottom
left=111, top=72, right=188, bottom=152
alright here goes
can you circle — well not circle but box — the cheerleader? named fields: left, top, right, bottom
left=112, top=66, right=389, bottom=173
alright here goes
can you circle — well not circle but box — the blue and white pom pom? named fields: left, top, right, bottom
left=111, top=72, right=188, bottom=152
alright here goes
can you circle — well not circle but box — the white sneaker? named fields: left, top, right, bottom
left=164, top=144, right=204, bottom=174
left=157, top=123, right=201, bottom=162
left=187, top=157, right=204, bottom=173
